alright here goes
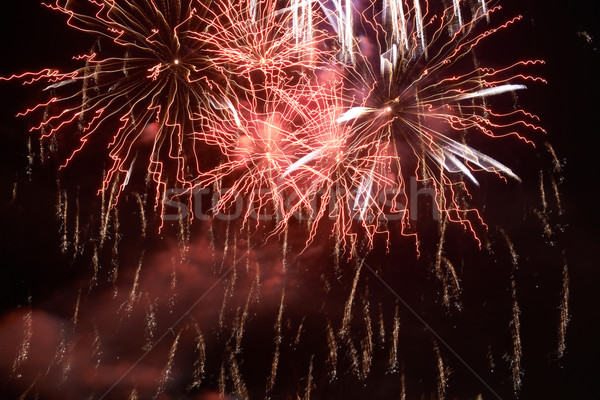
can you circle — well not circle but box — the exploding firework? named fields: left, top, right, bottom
left=3, top=0, right=545, bottom=255
left=1, top=1, right=573, bottom=400
left=2, top=0, right=238, bottom=216
left=281, top=0, right=548, bottom=255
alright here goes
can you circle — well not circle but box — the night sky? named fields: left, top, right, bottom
left=0, top=1, right=598, bottom=399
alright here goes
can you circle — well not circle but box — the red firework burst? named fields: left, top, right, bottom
left=3, top=0, right=545, bottom=255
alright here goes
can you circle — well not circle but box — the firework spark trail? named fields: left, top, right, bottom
left=539, top=169, right=548, bottom=213
left=188, top=323, right=206, bottom=390
left=110, top=204, right=122, bottom=290
left=325, top=318, right=338, bottom=381
left=143, top=294, right=158, bottom=352
left=303, top=355, right=314, bottom=400
left=228, top=350, right=249, bottom=400
left=11, top=302, right=33, bottom=375
left=388, top=301, right=400, bottom=372
left=340, top=258, right=363, bottom=337
left=359, top=285, right=374, bottom=378
left=509, top=273, right=523, bottom=393
left=377, top=302, right=386, bottom=346
left=558, top=251, right=570, bottom=359
left=433, top=339, right=448, bottom=400
left=499, top=227, right=523, bottom=393
left=155, top=332, right=180, bottom=397
left=266, top=286, right=285, bottom=395
left=58, top=187, right=68, bottom=254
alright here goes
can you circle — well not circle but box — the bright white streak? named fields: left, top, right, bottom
left=457, top=84, right=526, bottom=100
left=380, top=44, right=397, bottom=77
left=480, top=0, right=488, bottom=17
left=277, top=0, right=315, bottom=14
left=396, top=0, right=408, bottom=51
left=306, top=0, right=312, bottom=42
left=44, top=79, right=76, bottom=91
left=123, top=154, right=136, bottom=188
left=209, top=97, right=241, bottom=128
left=354, top=172, right=374, bottom=221
left=293, top=0, right=299, bottom=45
left=453, top=0, right=463, bottom=28
left=345, top=0, right=354, bottom=64
left=336, top=107, right=375, bottom=124
left=282, top=147, right=325, bottom=178
left=279, top=0, right=313, bottom=42
left=441, top=138, right=521, bottom=182
left=414, top=0, right=427, bottom=58
left=429, top=151, right=479, bottom=185
left=445, top=153, right=479, bottom=185
left=250, top=0, right=257, bottom=22
left=383, top=0, right=388, bottom=21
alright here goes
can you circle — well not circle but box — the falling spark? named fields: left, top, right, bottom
left=135, top=193, right=147, bottom=239
left=128, top=389, right=139, bottom=400
left=545, top=142, right=563, bottom=175
left=539, top=170, right=548, bottom=213
left=360, top=287, right=373, bottom=378
left=558, top=251, right=570, bottom=359
left=433, top=339, right=448, bottom=400
left=156, top=333, right=181, bottom=397
left=301, top=354, right=314, bottom=400
left=509, top=274, right=523, bottom=393
left=143, top=294, right=157, bottom=352
left=72, top=287, right=82, bottom=327
left=378, top=302, right=386, bottom=346
left=235, top=276, right=257, bottom=353
left=500, top=228, right=523, bottom=393
left=58, top=188, right=68, bottom=254
left=340, top=259, right=363, bottom=337
left=73, top=193, right=80, bottom=256
left=533, top=208, right=553, bottom=238
left=12, top=303, right=33, bottom=374
left=344, top=332, right=361, bottom=378
left=91, top=320, right=102, bottom=370
left=109, top=204, right=121, bottom=289
left=266, top=288, right=285, bottom=395
left=550, top=174, right=563, bottom=213
left=90, top=244, right=99, bottom=290
left=229, top=352, right=249, bottom=400
left=188, top=324, right=207, bottom=390
left=388, top=302, right=400, bottom=373
left=487, top=344, right=496, bottom=373
left=399, top=363, right=407, bottom=400
left=122, top=252, right=144, bottom=315
left=325, top=318, right=338, bottom=381
left=219, top=362, right=226, bottom=397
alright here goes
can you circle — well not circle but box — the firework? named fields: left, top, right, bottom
left=288, top=0, right=547, bottom=254
left=3, top=0, right=236, bottom=217
left=4, top=0, right=545, bottom=255
left=2, top=2, right=572, bottom=399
